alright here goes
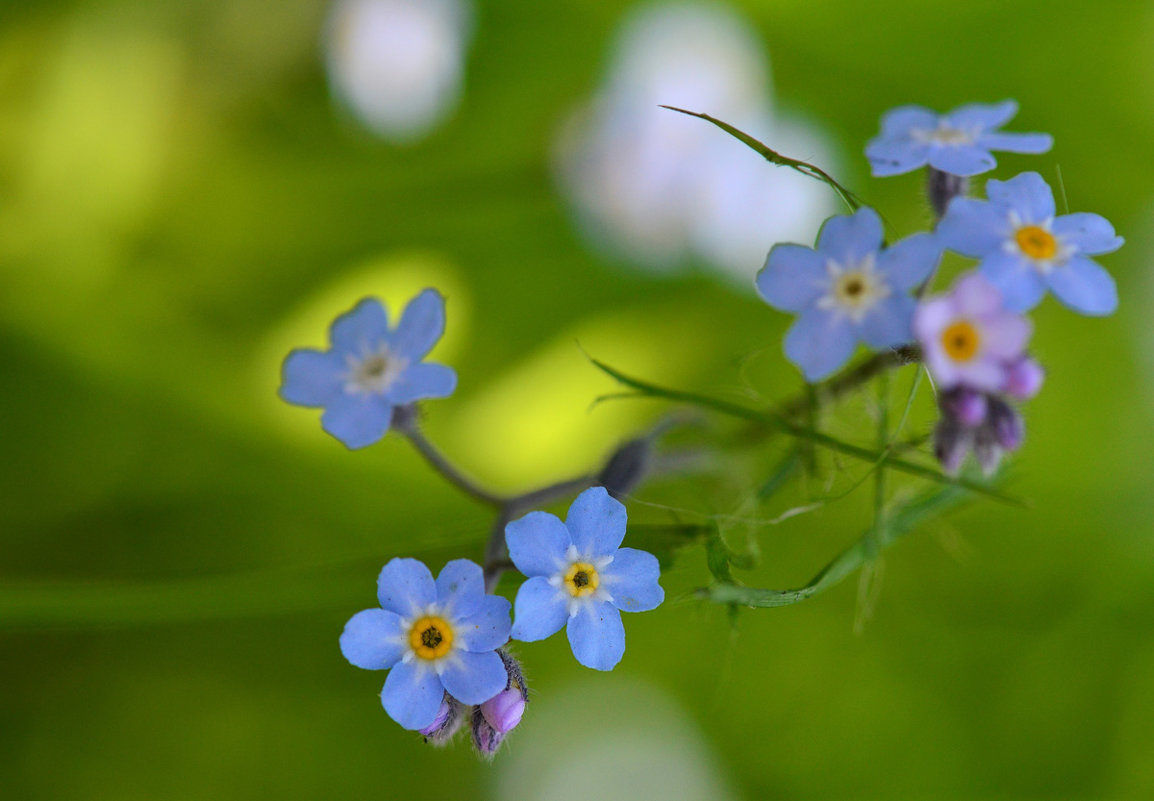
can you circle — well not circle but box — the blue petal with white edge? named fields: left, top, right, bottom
left=435, top=559, right=486, bottom=619
left=565, top=487, right=627, bottom=559
left=756, top=244, right=828, bottom=312
left=1053, top=213, right=1124, bottom=256
left=339, top=608, right=406, bottom=670
left=859, top=295, right=917, bottom=349
left=455, top=595, right=512, bottom=652
left=330, top=298, right=389, bottom=354
left=602, top=548, right=664, bottom=613
left=386, top=363, right=457, bottom=405
left=438, top=650, right=508, bottom=705
left=986, top=172, right=1055, bottom=223
left=320, top=393, right=392, bottom=449
left=377, top=558, right=437, bottom=618
left=937, top=197, right=1009, bottom=257
left=978, top=252, right=1048, bottom=312
left=944, top=99, right=1018, bottom=131
left=1046, top=256, right=1118, bottom=316
left=927, top=145, right=996, bottom=177
left=506, top=511, right=571, bottom=578
left=877, top=233, right=940, bottom=291
left=381, top=660, right=446, bottom=730
left=279, top=349, right=346, bottom=407
left=817, top=208, right=884, bottom=266
left=511, top=576, right=569, bottom=642
left=865, top=138, right=930, bottom=177
left=976, top=131, right=1053, bottom=154
left=567, top=600, right=626, bottom=671
left=784, top=308, right=857, bottom=383
left=389, top=289, right=446, bottom=362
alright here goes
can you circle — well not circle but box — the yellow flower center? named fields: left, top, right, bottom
left=1015, top=225, right=1057, bottom=261
left=409, top=616, right=453, bottom=660
left=941, top=321, right=980, bottom=362
left=563, top=562, right=599, bottom=598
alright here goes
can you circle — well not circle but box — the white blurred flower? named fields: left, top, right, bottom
left=324, top=0, right=471, bottom=142
left=555, top=3, right=840, bottom=282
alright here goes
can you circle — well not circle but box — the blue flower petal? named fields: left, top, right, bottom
left=927, top=145, right=996, bottom=177
left=320, top=392, right=392, bottom=449
left=567, top=600, right=625, bottom=671
left=859, top=294, right=916, bottom=349
left=783, top=308, right=857, bottom=382
left=455, top=595, right=512, bottom=652
left=386, top=363, right=457, bottom=405
left=565, top=486, right=627, bottom=559
left=976, top=131, right=1053, bottom=155
left=506, top=511, right=571, bottom=577
left=511, top=576, right=569, bottom=642
left=377, top=558, right=437, bottom=618
left=1046, top=256, right=1118, bottom=316
left=339, top=608, right=406, bottom=670
left=756, top=244, right=828, bottom=312
left=937, top=197, right=1009, bottom=257
left=279, top=349, right=346, bottom=407
left=435, top=559, right=486, bottom=619
left=865, top=137, right=930, bottom=177
left=985, top=172, right=1055, bottom=223
left=877, top=232, right=941, bottom=291
left=943, top=99, right=1018, bottom=132
left=389, top=289, right=446, bottom=362
left=330, top=298, right=389, bottom=354
left=1053, top=213, right=1124, bottom=256
left=381, top=660, right=445, bottom=730
left=978, top=252, right=1047, bottom=312
left=438, top=649, right=508, bottom=705
left=817, top=208, right=884, bottom=265
left=878, top=105, right=938, bottom=137
left=602, top=548, right=664, bottom=613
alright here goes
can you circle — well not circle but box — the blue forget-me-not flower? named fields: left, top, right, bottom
left=756, top=206, right=941, bottom=382
left=937, top=172, right=1124, bottom=315
left=506, top=486, right=663, bottom=671
left=280, top=289, right=457, bottom=449
left=866, top=100, right=1052, bottom=178
left=339, top=558, right=512, bottom=731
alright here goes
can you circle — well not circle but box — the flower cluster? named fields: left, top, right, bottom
left=757, top=99, right=1122, bottom=473
left=335, top=489, right=662, bottom=752
left=279, top=97, right=1122, bottom=762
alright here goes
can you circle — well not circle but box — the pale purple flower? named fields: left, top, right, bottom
left=914, top=272, right=1032, bottom=393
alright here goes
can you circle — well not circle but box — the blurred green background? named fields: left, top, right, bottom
left=3, top=0, right=1154, bottom=798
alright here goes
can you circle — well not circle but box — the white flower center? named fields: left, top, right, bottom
left=1002, top=211, right=1068, bottom=274
left=548, top=545, right=614, bottom=616
left=911, top=123, right=977, bottom=147
left=344, top=344, right=406, bottom=395
left=816, top=253, right=890, bottom=324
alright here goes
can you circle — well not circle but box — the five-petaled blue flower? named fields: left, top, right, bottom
left=756, top=206, right=941, bottom=382
left=279, top=290, right=457, bottom=449
left=866, top=100, right=1052, bottom=178
left=339, top=558, right=512, bottom=731
left=506, top=486, right=663, bottom=671
left=937, top=171, right=1123, bottom=315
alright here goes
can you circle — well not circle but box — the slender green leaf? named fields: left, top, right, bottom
left=589, top=358, right=1023, bottom=505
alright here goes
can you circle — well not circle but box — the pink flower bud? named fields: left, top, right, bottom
left=1004, top=358, right=1044, bottom=400
left=480, top=688, right=526, bottom=735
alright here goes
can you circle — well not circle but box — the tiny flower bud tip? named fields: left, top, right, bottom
left=988, top=398, right=1025, bottom=451
left=1004, top=358, right=1044, bottom=400
left=481, top=689, right=526, bottom=734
